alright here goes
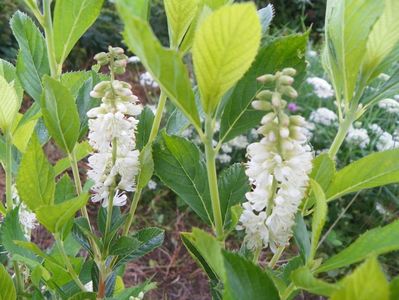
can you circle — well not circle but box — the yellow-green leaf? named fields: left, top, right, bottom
left=310, top=179, right=327, bottom=260
left=363, top=0, right=399, bottom=81
left=330, top=257, right=389, bottom=300
left=192, top=3, right=261, bottom=114
left=0, top=75, right=20, bottom=131
left=0, top=264, right=16, bottom=300
left=165, top=0, right=200, bottom=49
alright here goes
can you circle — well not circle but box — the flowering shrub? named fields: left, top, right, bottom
left=0, top=0, right=399, bottom=300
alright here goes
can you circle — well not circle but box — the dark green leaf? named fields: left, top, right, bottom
left=293, top=213, right=311, bottom=262
left=0, top=264, right=16, bottom=300
left=136, top=107, right=155, bottom=150
left=55, top=174, right=76, bottom=204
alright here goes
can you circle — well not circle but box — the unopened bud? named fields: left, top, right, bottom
left=109, top=46, right=124, bottom=56
left=271, top=92, right=282, bottom=107
left=279, top=75, right=294, bottom=86
left=282, top=68, right=297, bottom=76
left=257, top=74, right=275, bottom=84
left=252, top=100, right=272, bottom=111
left=256, top=90, right=273, bottom=101
left=280, top=86, right=298, bottom=99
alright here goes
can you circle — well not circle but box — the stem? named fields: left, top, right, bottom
left=204, top=116, right=224, bottom=241
left=55, top=235, right=87, bottom=292
left=105, top=138, right=118, bottom=238
left=43, top=0, right=59, bottom=78
left=5, top=131, right=13, bottom=213
left=122, top=90, right=167, bottom=236
left=281, top=283, right=296, bottom=300
left=13, top=261, right=23, bottom=298
left=328, top=110, right=355, bottom=158
left=268, top=246, right=285, bottom=269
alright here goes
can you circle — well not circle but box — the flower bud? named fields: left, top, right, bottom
left=256, top=90, right=273, bottom=101
left=279, top=75, right=294, bottom=86
left=271, top=92, right=282, bottom=107
left=109, top=46, right=124, bottom=56
left=282, top=68, right=297, bottom=76
left=280, top=86, right=298, bottom=99
left=94, top=52, right=108, bottom=62
left=252, top=100, right=272, bottom=111
left=257, top=74, right=275, bottom=84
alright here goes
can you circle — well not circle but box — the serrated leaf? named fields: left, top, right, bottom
left=54, top=141, right=92, bottom=176
left=116, top=0, right=200, bottom=128
left=153, top=132, right=213, bottom=224
left=330, top=257, right=389, bottom=300
left=165, top=0, right=199, bottom=48
left=219, top=32, right=308, bottom=142
left=42, top=75, right=80, bottom=153
left=53, top=0, right=105, bottom=64
left=218, top=164, right=249, bottom=228
left=192, top=3, right=261, bottom=114
left=55, top=174, right=76, bottom=204
left=323, top=0, right=384, bottom=101
left=363, top=0, right=399, bottom=81
left=310, top=179, right=327, bottom=260
left=61, top=71, right=92, bottom=98
left=16, top=135, right=55, bottom=211
left=36, top=193, right=89, bottom=233
left=0, top=264, right=16, bottom=300
left=326, top=149, right=399, bottom=202
left=0, top=59, right=23, bottom=100
left=0, top=75, right=20, bottom=131
left=11, top=11, right=49, bottom=102
left=317, top=219, right=399, bottom=273
left=136, top=107, right=155, bottom=150
left=223, top=251, right=279, bottom=300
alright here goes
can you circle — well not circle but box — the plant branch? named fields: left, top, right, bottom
left=43, top=0, right=60, bottom=78
left=5, top=130, right=13, bottom=213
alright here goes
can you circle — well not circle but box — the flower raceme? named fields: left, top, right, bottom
left=87, top=47, right=142, bottom=207
left=238, top=69, right=314, bottom=252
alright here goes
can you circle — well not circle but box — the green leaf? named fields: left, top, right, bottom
left=0, top=59, right=23, bottom=100
left=136, top=107, right=155, bottom=150
left=61, top=71, right=92, bottom=99
left=12, top=113, right=39, bottom=153
left=293, top=213, right=311, bottom=262
left=310, top=153, right=335, bottom=191
left=16, top=135, right=55, bottom=211
left=55, top=174, right=76, bottom=204
left=36, top=193, right=89, bottom=233
left=390, top=276, right=399, bottom=300
left=362, top=0, right=399, bottom=81
left=0, top=207, right=37, bottom=261
left=111, top=280, right=156, bottom=300
left=219, top=32, right=308, bottom=142
left=54, top=141, right=92, bottom=176
left=11, top=11, right=49, bottom=101
left=317, top=219, right=399, bottom=273
left=153, top=132, right=213, bottom=224
left=110, top=236, right=141, bottom=256
left=165, top=0, right=199, bottom=49
left=181, top=228, right=225, bottom=281
left=218, top=164, right=249, bottom=228
left=42, top=75, right=81, bottom=153
left=116, top=0, right=200, bottom=128
left=310, top=180, right=327, bottom=260
left=330, top=257, right=389, bottom=300
left=115, top=0, right=151, bottom=20
left=53, top=0, right=105, bottom=64
left=192, top=3, right=261, bottom=114
left=323, top=0, right=384, bottom=101
left=0, top=75, right=20, bottom=131
left=0, top=264, right=16, bottom=300
left=68, top=292, right=97, bottom=300
left=326, top=149, right=399, bottom=202
left=223, top=251, right=279, bottom=300
left=291, top=266, right=339, bottom=297
left=137, top=144, right=154, bottom=189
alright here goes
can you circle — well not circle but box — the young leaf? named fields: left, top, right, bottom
left=310, top=180, right=328, bottom=260
left=192, top=3, right=261, bottom=114
left=36, top=193, right=89, bottom=233
left=53, top=0, right=105, bottom=64
left=323, top=0, right=384, bottom=101
left=219, top=32, right=308, bottom=142
left=10, top=11, right=49, bottom=101
left=0, top=75, right=20, bottom=131
left=136, top=107, right=155, bottom=150
left=362, top=0, right=399, bottom=81
left=0, top=264, right=16, bottom=300
left=165, top=0, right=199, bottom=49
left=317, top=219, right=399, bottom=273
left=223, top=251, right=279, bottom=300
left=291, top=266, right=339, bottom=297
left=218, top=164, right=249, bottom=228
left=326, top=149, right=399, bottom=202
left=42, top=75, right=80, bottom=153
left=330, top=257, right=389, bottom=300
left=116, top=0, right=200, bottom=128
left=12, top=113, right=38, bottom=153
left=0, top=59, right=23, bottom=100
left=16, top=135, right=55, bottom=211
left=153, top=132, right=213, bottom=224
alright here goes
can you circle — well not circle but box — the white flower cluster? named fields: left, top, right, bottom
left=12, top=185, right=37, bottom=240
left=87, top=48, right=142, bottom=207
left=378, top=98, right=399, bottom=114
left=139, top=71, right=159, bottom=89
left=238, top=69, right=313, bottom=252
left=345, top=127, right=370, bottom=149
left=306, top=77, right=334, bottom=99
left=309, top=107, right=338, bottom=126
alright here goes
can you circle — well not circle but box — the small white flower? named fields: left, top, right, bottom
left=378, top=73, right=390, bottom=81
left=84, top=281, right=93, bottom=292
left=217, top=153, right=232, bottom=164
left=346, top=127, right=370, bottom=149
left=306, top=77, right=334, bottom=98
left=128, top=56, right=140, bottom=64
left=229, top=135, right=249, bottom=149
left=139, top=71, right=159, bottom=88
left=148, top=180, right=157, bottom=190
left=378, top=98, right=399, bottom=114
left=11, top=185, right=37, bottom=240
left=376, top=203, right=390, bottom=217
left=307, top=50, right=317, bottom=57
left=309, top=108, right=338, bottom=126
left=376, top=132, right=398, bottom=151
left=221, top=144, right=233, bottom=154
left=369, top=124, right=383, bottom=136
